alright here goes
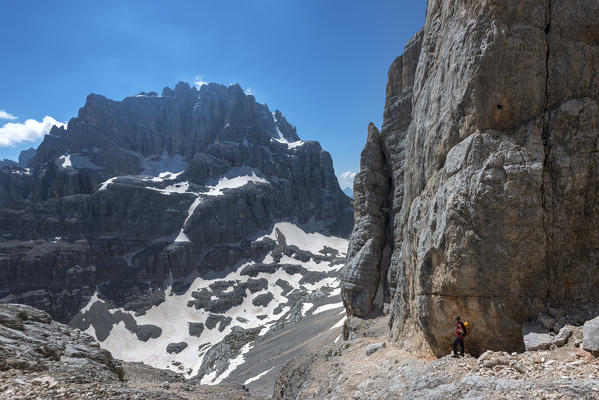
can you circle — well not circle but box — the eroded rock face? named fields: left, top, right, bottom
left=0, top=303, right=123, bottom=381
left=343, top=0, right=599, bottom=357
left=340, top=123, right=390, bottom=317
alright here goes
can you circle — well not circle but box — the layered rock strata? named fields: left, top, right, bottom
left=0, top=82, right=352, bottom=322
left=342, top=0, right=599, bottom=356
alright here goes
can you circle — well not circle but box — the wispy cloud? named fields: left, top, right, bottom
left=0, top=110, right=17, bottom=120
left=337, top=170, right=357, bottom=190
left=193, top=75, right=208, bottom=89
left=0, top=116, right=65, bottom=147
left=245, top=88, right=253, bottom=95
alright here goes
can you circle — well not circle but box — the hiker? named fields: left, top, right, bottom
left=452, top=316, right=465, bottom=357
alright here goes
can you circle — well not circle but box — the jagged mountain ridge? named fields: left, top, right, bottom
left=0, top=81, right=353, bottom=383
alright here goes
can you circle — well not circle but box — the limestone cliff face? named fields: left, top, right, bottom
left=342, top=0, right=599, bottom=356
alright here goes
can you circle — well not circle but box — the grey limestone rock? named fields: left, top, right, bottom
left=196, top=326, right=261, bottom=382
left=552, top=326, right=573, bottom=347
left=188, top=322, right=205, bottom=337
left=342, top=0, right=599, bottom=357
left=166, top=342, right=188, bottom=354
left=252, top=292, right=274, bottom=307
left=0, top=303, right=123, bottom=381
left=524, top=335, right=553, bottom=352
left=340, top=123, right=390, bottom=318
left=365, top=342, right=386, bottom=356
left=582, top=316, right=599, bottom=355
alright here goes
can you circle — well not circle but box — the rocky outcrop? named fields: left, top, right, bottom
left=583, top=316, right=599, bottom=356
left=0, top=303, right=123, bottom=380
left=0, top=303, right=259, bottom=399
left=341, top=30, right=423, bottom=319
left=340, top=123, right=390, bottom=317
left=342, top=0, right=599, bottom=357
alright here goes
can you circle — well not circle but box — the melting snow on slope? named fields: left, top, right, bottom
left=175, top=197, right=203, bottom=242
left=205, top=171, right=268, bottom=196
left=244, top=367, right=274, bottom=385
left=58, top=153, right=103, bottom=170
left=201, top=342, right=253, bottom=385
left=59, top=154, right=71, bottom=168
left=174, top=169, right=269, bottom=242
left=259, top=222, right=348, bottom=256
left=271, top=112, right=304, bottom=149
left=312, top=302, right=343, bottom=315
left=301, top=303, right=314, bottom=316
left=80, top=222, right=349, bottom=381
left=141, top=154, right=188, bottom=176
left=98, top=177, right=118, bottom=191
left=272, top=112, right=288, bottom=143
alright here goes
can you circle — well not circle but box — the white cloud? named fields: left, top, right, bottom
left=337, top=170, right=357, bottom=190
left=245, top=88, right=253, bottom=95
left=0, top=116, right=65, bottom=147
left=193, top=75, right=208, bottom=89
left=0, top=110, right=17, bottom=120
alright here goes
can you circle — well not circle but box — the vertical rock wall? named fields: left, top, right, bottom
left=342, top=0, right=599, bottom=356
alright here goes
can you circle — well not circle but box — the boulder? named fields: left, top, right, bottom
left=0, top=303, right=123, bottom=380
left=166, top=342, right=188, bottom=354
left=552, top=326, right=573, bottom=347
left=582, top=316, right=599, bottom=355
left=365, top=342, right=386, bottom=356
left=188, top=322, right=204, bottom=337
left=523, top=323, right=553, bottom=351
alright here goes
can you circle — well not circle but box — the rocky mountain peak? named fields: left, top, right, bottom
left=0, top=78, right=353, bottom=383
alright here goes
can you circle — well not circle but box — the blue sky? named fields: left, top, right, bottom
left=0, top=0, right=425, bottom=187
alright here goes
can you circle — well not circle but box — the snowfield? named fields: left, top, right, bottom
left=78, top=221, right=348, bottom=383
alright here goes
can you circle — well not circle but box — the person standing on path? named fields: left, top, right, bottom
left=452, top=316, right=465, bottom=357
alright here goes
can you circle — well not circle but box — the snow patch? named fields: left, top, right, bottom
left=98, top=177, right=118, bottom=191
left=258, top=222, right=348, bottom=256
left=301, top=303, right=313, bottom=316
left=287, top=141, right=305, bottom=149
left=244, top=367, right=274, bottom=385
left=173, top=169, right=269, bottom=242
left=79, top=292, right=100, bottom=314
left=201, top=343, right=253, bottom=385
left=145, top=181, right=190, bottom=196
left=312, top=302, right=343, bottom=315
left=329, top=317, right=346, bottom=330
left=205, top=171, right=269, bottom=196
left=58, top=153, right=102, bottom=170
left=59, top=154, right=71, bottom=168
left=174, top=197, right=203, bottom=243
left=82, top=222, right=348, bottom=381
left=272, top=112, right=288, bottom=143
left=141, top=154, right=188, bottom=177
